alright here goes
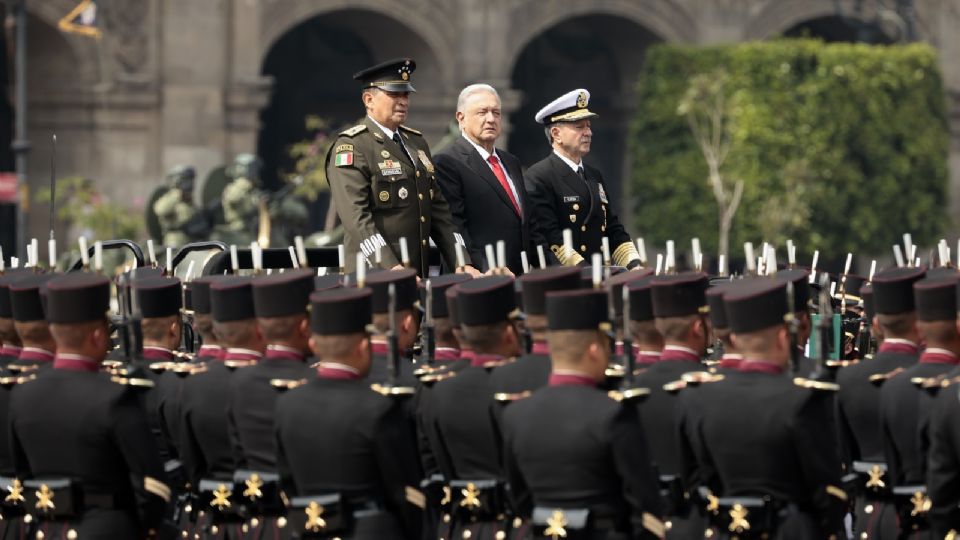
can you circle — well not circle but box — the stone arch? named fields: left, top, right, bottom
left=501, top=0, right=696, bottom=79
left=504, top=10, right=668, bottom=211
left=26, top=0, right=101, bottom=89
left=256, top=4, right=453, bottom=228
left=743, top=0, right=931, bottom=42
left=260, top=0, right=456, bottom=91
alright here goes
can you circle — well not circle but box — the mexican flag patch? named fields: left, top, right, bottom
left=335, top=152, right=354, bottom=167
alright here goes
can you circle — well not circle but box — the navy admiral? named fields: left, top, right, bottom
left=525, top=89, right=641, bottom=268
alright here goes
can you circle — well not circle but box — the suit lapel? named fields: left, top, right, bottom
left=458, top=137, right=519, bottom=216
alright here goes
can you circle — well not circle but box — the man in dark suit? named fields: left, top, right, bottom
left=525, top=89, right=640, bottom=268
left=436, top=84, right=548, bottom=275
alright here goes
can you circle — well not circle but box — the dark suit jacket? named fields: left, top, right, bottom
left=435, top=136, right=550, bottom=274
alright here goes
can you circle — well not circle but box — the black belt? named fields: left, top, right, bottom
left=23, top=479, right=123, bottom=520
left=232, top=470, right=284, bottom=516
left=892, top=485, right=931, bottom=531
left=448, top=479, right=510, bottom=522
left=0, top=476, right=26, bottom=517
left=197, top=478, right=246, bottom=522
left=286, top=493, right=384, bottom=538
left=703, top=495, right=797, bottom=538
left=851, top=461, right=891, bottom=500
left=531, top=507, right=627, bottom=538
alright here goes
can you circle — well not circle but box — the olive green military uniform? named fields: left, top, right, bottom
left=153, top=188, right=197, bottom=248
left=326, top=116, right=468, bottom=276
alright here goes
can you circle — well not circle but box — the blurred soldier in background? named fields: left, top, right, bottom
left=152, top=165, right=209, bottom=248
left=215, top=154, right=309, bottom=247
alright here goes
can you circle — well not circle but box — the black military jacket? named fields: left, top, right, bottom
left=632, top=353, right=705, bottom=477
left=227, top=353, right=314, bottom=471
left=836, top=348, right=918, bottom=464
left=9, top=365, right=170, bottom=535
left=880, top=359, right=957, bottom=486
left=501, top=381, right=664, bottom=538
left=525, top=153, right=636, bottom=267
left=274, top=375, right=423, bottom=539
left=179, top=360, right=246, bottom=484
left=488, top=350, right=551, bottom=396
left=679, top=369, right=847, bottom=534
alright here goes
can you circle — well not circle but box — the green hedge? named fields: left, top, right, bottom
left=629, top=39, right=950, bottom=262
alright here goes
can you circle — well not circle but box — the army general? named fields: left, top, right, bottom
left=326, top=58, right=479, bottom=277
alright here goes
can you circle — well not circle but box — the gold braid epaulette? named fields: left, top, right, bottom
left=111, top=376, right=156, bottom=388
left=608, top=387, right=650, bottom=402
left=494, top=391, right=532, bottom=403
left=793, top=377, right=839, bottom=391
left=370, top=383, right=416, bottom=396
left=270, top=378, right=307, bottom=391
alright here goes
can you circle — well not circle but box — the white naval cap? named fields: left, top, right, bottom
left=534, top=88, right=599, bottom=125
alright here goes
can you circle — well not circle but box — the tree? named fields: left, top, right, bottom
left=677, top=69, right=744, bottom=264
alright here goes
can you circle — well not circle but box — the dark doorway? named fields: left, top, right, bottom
left=258, top=9, right=440, bottom=230
left=784, top=15, right=896, bottom=44
left=508, top=15, right=661, bottom=210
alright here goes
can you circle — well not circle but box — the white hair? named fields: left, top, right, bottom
left=456, top=84, right=500, bottom=113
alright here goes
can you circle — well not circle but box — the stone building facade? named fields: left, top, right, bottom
left=22, top=0, right=960, bottom=239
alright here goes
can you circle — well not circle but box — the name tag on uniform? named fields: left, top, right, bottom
left=378, top=160, right=403, bottom=176
left=563, top=196, right=580, bottom=203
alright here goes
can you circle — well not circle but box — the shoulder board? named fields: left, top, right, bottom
left=398, top=125, right=422, bottom=136
left=149, top=361, right=175, bottom=373
left=494, top=390, right=532, bottom=403
left=869, top=366, right=904, bottom=385
left=793, top=377, right=839, bottom=391
left=172, top=362, right=203, bottom=376
left=826, top=359, right=859, bottom=368
left=681, top=371, right=724, bottom=385
left=0, top=373, right=34, bottom=386
left=482, top=358, right=513, bottom=370
left=270, top=378, right=307, bottom=391
left=608, top=387, right=650, bottom=402
left=111, top=376, right=156, bottom=388
left=370, top=383, right=416, bottom=397
left=181, top=364, right=207, bottom=376
left=420, top=371, right=457, bottom=385
left=224, top=360, right=257, bottom=369
left=663, top=380, right=687, bottom=393
left=7, top=363, right=37, bottom=373
left=605, top=365, right=626, bottom=378
left=339, top=124, right=367, bottom=137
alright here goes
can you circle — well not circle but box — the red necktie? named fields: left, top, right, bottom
left=487, top=155, right=521, bottom=217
